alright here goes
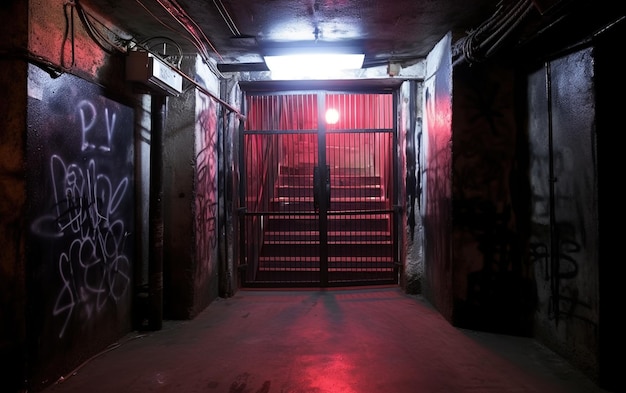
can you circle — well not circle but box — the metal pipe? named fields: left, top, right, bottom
left=545, top=61, right=560, bottom=323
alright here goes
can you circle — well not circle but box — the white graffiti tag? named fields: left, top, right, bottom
left=39, top=155, right=131, bottom=338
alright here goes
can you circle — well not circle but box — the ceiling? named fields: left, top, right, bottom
left=80, top=0, right=624, bottom=73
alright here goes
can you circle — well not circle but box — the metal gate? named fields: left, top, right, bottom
left=239, top=90, right=398, bottom=287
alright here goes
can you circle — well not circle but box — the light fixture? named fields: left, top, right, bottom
left=325, top=108, right=339, bottom=124
left=262, top=43, right=365, bottom=78
left=264, top=53, right=364, bottom=73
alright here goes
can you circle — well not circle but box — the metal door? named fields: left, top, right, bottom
left=240, top=90, right=398, bottom=287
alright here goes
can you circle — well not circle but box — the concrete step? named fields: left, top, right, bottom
left=275, top=184, right=382, bottom=198
left=264, top=214, right=391, bottom=232
left=271, top=197, right=389, bottom=211
left=258, top=256, right=396, bottom=271
left=278, top=174, right=382, bottom=187
left=263, top=230, right=392, bottom=242
left=260, top=241, right=393, bottom=258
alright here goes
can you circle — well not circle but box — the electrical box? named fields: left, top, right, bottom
left=126, top=51, right=183, bottom=96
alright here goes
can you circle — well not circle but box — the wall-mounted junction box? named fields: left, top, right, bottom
left=126, top=51, right=183, bottom=96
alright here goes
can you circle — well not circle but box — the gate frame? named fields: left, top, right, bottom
left=237, top=80, right=403, bottom=288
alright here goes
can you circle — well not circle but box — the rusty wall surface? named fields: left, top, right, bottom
left=450, top=62, right=534, bottom=336
left=528, top=47, right=600, bottom=381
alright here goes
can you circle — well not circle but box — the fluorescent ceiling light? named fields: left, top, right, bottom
left=263, top=53, right=365, bottom=77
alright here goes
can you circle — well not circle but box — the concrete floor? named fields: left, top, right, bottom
left=43, top=286, right=611, bottom=393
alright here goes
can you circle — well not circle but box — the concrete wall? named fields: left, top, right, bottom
left=396, top=82, right=408, bottom=290
left=162, top=55, right=222, bottom=319
left=403, top=80, right=424, bottom=294
left=594, top=22, right=621, bottom=392
left=0, top=2, right=29, bottom=392
left=133, top=94, right=153, bottom=328
left=420, top=25, right=618, bottom=388
left=450, top=62, right=534, bottom=335
left=191, top=57, right=221, bottom=314
left=421, top=33, right=454, bottom=321
left=422, top=33, right=535, bottom=335
left=162, top=68, right=196, bottom=319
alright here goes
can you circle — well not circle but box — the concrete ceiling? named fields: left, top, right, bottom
left=80, top=0, right=623, bottom=72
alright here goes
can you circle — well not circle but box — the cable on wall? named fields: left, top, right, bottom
left=452, top=0, right=538, bottom=66
left=154, top=0, right=225, bottom=64
left=133, top=0, right=227, bottom=79
left=74, top=1, right=132, bottom=54
left=212, top=0, right=240, bottom=36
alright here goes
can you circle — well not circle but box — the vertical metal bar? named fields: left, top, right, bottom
left=317, top=93, right=329, bottom=286
left=239, top=94, right=248, bottom=286
left=392, top=91, right=400, bottom=275
left=239, top=128, right=247, bottom=286
left=546, top=61, right=560, bottom=321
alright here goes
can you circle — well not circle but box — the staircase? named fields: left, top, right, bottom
left=252, top=163, right=396, bottom=285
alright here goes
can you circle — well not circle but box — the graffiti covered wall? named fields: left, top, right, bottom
left=528, top=47, right=600, bottom=379
left=26, top=65, right=135, bottom=383
left=193, top=60, right=220, bottom=310
left=162, top=55, right=220, bottom=319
